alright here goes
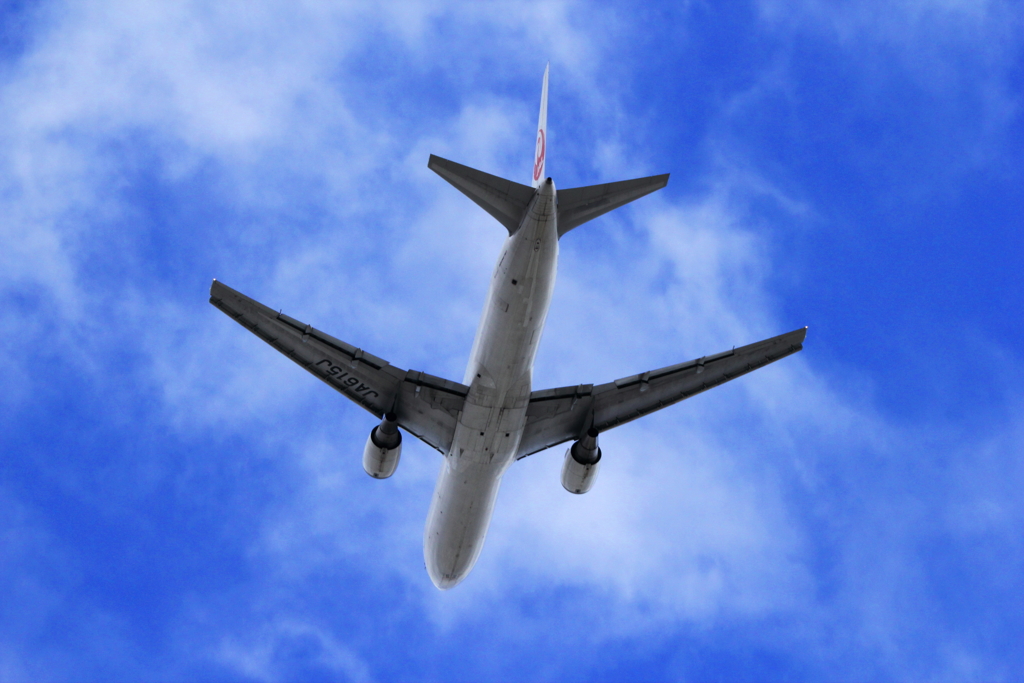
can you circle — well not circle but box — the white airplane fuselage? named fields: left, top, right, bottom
left=209, top=67, right=804, bottom=593
left=424, top=180, right=558, bottom=589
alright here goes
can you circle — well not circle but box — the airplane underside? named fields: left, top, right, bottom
left=209, top=65, right=807, bottom=589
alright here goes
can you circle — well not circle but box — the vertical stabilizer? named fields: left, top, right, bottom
left=532, top=63, right=549, bottom=188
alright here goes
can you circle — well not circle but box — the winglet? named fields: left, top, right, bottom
left=532, top=63, right=549, bottom=188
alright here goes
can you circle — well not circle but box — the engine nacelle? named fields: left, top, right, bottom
left=561, top=428, right=601, bottom=494
left=363, top=412, right=403, bottom=479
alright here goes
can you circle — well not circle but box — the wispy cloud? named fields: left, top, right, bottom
left=2, top=0, right=1022, bottom=680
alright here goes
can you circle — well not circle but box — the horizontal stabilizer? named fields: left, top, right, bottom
left=557, top=173, right=669, bottom=237
left=517, top=326, right=806, bottom=458
left=428, top=155, right=536, bottom=235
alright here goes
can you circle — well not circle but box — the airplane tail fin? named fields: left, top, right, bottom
left=532, top=63, right=549, bottom=187
left=428, top=154, right=535, bottom=236
left=429, top=64, right=668, bottom=239
left=556, top=173, right=670, bottom=238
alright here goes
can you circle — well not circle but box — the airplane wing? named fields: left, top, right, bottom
left=516, top=327, right=807, bottom=458
left=209, top=280, right=468, bottom=454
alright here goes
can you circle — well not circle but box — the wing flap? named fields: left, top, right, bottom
left=393, top=370, right=467, bottom=453
left=516, top=327, right=806, bottom=458
left=594, top=327, right=806, bottom=431
left=517, top=384, right=594, bottom=458
left=210, top=280, right=468, bottom=453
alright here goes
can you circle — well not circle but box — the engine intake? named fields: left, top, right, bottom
left=363, top=412, right=403, bottom=479
left=561, top=428, right=601, bottom=494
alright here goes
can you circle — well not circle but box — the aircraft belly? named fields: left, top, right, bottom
left=464, top=209, right=558, bottom=388
left=423, top=184, right=559, bottom=590
left=423, top=455, right=505, bottom=589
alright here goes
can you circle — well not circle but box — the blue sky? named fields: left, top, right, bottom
left=1, top=1, right=1022, bottom=681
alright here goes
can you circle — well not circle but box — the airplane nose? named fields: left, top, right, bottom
left=423, top=459, right=502, bottom=590
left=433, top=575, right=461, bottom=590
left=425, top=554, right=470, bottom=590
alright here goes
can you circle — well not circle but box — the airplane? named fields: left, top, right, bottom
left=209, top=65, right=807, bottom=590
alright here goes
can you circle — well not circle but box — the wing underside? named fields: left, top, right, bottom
left=209, top=280, right=468, bottom=454
left=517, top=327, right=807, bottom=458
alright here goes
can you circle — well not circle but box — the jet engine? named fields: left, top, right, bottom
left=363, top=412, right=403, bottom=479
left=561, top=428, right=601, bottom=494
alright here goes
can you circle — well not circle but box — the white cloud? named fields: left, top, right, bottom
left=216, top=618, right=374, bottom=683
left=758, top=0, right=1009, bottom=40
left=2, top=1, right=1023, bottom=680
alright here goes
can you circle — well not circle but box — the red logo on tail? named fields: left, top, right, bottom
left=533, top=129, right=546, bottom=181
